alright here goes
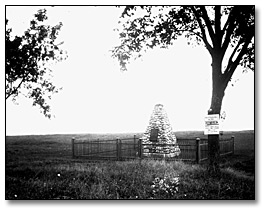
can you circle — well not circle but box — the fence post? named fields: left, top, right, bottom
left=140, top=139, right=144, bottom=159
left=232, top=136, right=235, bottom=155
left=134, top=135, right=136, bottom=151
left=119, top=139, right=122, bottom=160
left=116, top=139, right=119, bottom=161
left=97, top=139, right=100, bottom=155
left=138, top=138, right=143, bottom=159
left=196, top=138, right=201, bottom=164
left=72, top=137, right=75, bottom=158
left=116, top=138, right=122, bottom=161
left=137, top=139, right=140, bottom=158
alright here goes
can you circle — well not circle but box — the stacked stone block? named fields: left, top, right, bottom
left=142, top=104, right=181, bottom=158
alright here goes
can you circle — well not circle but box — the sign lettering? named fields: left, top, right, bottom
left=204, top=114, right=220, bottom=135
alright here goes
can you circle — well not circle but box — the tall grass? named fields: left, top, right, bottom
left=6, top=159, right=254, bottom=199
left=6, top=131, right=255, bottom=200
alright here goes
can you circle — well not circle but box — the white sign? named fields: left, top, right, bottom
left=204, top=114, right=220, bottom=135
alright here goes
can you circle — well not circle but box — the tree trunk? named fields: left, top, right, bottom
left=207, top=91, right=224, bottom=177
left=207, top=53, right=226, bottom=177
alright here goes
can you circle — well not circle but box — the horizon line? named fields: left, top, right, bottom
left=6, top=129, right=254, bottom=137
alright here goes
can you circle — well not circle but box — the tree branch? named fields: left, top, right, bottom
left=221, top=8, right=237, bottom=56
left=176, top=29, right=204, bottom=40
left=191, top=7, right=213, bottom=54
left=232, top=37, right=253, bottom=69
left=226, top=38, right=243, bottom=69
left=222, top=33, right=254, bottom=86
left=199, top=6, right=215, bottom=45
left=214, top=6, right=222, bottom=47
left=6, top=76, right=25, bottom=100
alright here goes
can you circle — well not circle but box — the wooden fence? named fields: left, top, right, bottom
left=72, top=135, right=235, bottom=163
left=72, top=136, right=139, bottom=160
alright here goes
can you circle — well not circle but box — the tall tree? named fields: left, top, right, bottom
left=112, top=6, right=254, bottom=175
left=6, top=9, right=67, bottom=118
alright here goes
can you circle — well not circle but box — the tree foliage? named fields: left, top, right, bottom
left=112, top=6, right=254, bottom=75
left=6, top=9, right=67, bottom=118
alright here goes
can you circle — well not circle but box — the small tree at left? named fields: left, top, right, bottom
left=6, top=9, right=67, bottom=118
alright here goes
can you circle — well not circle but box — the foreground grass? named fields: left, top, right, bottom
left=6, top=131, right=255, bottom=200
left=6, top=159, right=254, bottom=200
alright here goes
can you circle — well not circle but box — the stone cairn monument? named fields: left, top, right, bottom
left=142, top=104, right=181, bottom=158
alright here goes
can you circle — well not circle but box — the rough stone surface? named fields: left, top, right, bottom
left=142, top=104, right=180, bottom=158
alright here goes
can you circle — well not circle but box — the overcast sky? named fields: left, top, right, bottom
left=6, top=6, right=254, bottom=135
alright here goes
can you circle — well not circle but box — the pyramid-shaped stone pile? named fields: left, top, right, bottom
left=142, top=104, right=180, bottom=158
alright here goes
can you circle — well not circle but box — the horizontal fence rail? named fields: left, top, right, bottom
left=72, top=136, right=140, bottom=160
left=72, top=135, right=235, bottom=163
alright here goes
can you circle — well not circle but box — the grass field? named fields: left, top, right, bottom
left=5, top=130, right=255, bottom=200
